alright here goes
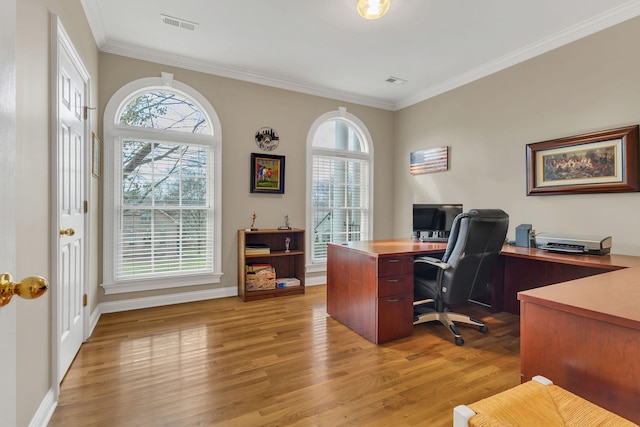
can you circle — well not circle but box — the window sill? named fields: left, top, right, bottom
left=101, top=272, right=223, bottom=295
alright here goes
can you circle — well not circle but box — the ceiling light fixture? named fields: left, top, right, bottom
left=356, top=0, right=390, bottom=20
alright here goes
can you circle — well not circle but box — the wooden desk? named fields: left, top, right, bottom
left=327, top=239, right=640, bottom=343
left=326, top=240, right=446, bottom=344
left=328, top=239, right=640, bottom=419
left=494, top=246, right=640, bottom=314
left=519, top=267, right=640, bottom=423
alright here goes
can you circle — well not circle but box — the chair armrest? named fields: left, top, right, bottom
left=453, top=405, right=476, bottom=427
left=532, top=375, right=553, bottom=386
left=415, top=256, right=451, bottom=269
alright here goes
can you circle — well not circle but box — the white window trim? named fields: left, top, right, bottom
left=305, top=107, right=374, bottom=272
left=102, top=75, right=223, bottom=294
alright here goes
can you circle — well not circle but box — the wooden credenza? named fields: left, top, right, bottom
left=518, top=267, right=640, bottom=423
left=326, top=240, right=446, bottom=344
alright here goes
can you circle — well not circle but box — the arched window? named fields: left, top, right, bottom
left=102, top=74, right=222, bottom=294
left=307, top=107, right=373, bottom=266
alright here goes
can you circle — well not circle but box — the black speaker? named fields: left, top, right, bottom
left=515, top=224, right=532, bottom=247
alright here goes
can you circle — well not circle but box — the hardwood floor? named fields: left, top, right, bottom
left=49, top=285, right=520, bottom=426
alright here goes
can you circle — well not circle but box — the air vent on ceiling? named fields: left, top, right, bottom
left=385, top=76, right=407, bottom=85
left=161, top=14, right=199, bottom=31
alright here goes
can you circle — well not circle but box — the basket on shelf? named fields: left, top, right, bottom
left=246, top=266, right=276, bottom=291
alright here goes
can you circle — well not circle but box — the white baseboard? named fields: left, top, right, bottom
left=29, top=388, right=57, bottom=427
left=99, top=286, right=238, bottom=314
left=305, top=275, right=326, bottom=286
left=98, top=277, right=325, bottom=314
left=89, top=305, right=101, bottom=336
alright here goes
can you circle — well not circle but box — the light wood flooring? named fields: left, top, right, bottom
left=49, top=285, right=520, bottom=426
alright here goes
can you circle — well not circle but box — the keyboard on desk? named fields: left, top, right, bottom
left=420, top=237, right=449, bottom=243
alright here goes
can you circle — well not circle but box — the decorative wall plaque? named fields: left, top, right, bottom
left=255, top=127, right=280, bottom=151
left=410, top=146, right=449, bottom=175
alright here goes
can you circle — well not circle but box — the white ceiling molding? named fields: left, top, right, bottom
left=395, top=0, right=640, bottom=110
left=84, top=1, right=640, bottom=112
left=99, top=41, right=396, bottom=111
left=80, top=0, right=107, bottom=47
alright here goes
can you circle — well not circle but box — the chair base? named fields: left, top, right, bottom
left=413, top=305, right=488, bottom=346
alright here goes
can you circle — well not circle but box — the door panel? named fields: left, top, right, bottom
left=0, top=1, right=17, bottom=422
left=56, top=37, right=86, bottom=379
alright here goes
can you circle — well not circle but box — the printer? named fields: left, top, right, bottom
left=535, top=232, right=612, bottom=255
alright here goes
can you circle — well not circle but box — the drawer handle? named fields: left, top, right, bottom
left=386, top=278, right=404, bottom=283
left=387, top=297, right=405, bottom=302
left=387, top=259, right=400, bottom=263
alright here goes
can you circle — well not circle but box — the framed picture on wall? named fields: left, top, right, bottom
left=410, top=146, right=449, bottom=175
left=526, top=125, right=639, bottom=195
left=250, top=153, right=285, bottom=194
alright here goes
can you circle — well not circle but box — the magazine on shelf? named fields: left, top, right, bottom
left=276, top=277, right=300, bottom=288
left=245, top=243, right=270, bottom=255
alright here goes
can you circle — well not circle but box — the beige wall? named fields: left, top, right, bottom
left=97, top=53, right=396, bottom=302
left=16, top=0, right=98, bottom=424
left=395, top=16, right=640, bottom=256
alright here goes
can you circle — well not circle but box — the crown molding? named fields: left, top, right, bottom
left=394, top=1, right=640, bottom=110
left=100, top=41, right=397, bottom=111
left=86, top=1, right=640, bottom=112
left=80, top=0, right=107, bottom=47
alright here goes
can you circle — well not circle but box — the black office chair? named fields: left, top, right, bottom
left=413, top=209, right=509, bottom=346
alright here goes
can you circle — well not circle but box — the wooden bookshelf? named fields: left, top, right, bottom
left=237, top=228, right=305, bottom=301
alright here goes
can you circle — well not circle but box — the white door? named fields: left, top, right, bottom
left=55, top=27, right=88, bottom=380
left=0, top=0, right=18, bottom=423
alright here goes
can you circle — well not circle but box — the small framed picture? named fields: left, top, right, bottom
left=250, top=153, right=285, bottom=194
left=92, top=132, right=102, bottom=178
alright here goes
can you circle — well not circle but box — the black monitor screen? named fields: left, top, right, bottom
left=413, top=204, right=463, bottom=232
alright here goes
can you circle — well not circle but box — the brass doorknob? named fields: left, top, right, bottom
left=59, top=227, right=75, bottom=237
left=0, top=273, right=49, bottom=307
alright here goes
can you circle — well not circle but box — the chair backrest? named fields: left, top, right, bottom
left=440, top=209, right=509, bottom=305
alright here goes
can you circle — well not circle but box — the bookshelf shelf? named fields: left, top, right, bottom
left=245, top=250, right=304, bottom=258
left=237, top=228, right=305, bottom=301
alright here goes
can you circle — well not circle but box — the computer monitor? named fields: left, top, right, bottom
left=413, top=203, right=463, bottom=241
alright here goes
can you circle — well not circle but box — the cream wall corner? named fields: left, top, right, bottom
left=394, top=15, right=640, bottom=256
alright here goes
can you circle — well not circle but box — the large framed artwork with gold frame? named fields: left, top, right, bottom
left=526, top=125, right=639, bottom=195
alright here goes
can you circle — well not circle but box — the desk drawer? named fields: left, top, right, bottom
left=378, top=256, right=413, bottom=277
left=378, top=274, right=412, bottom=297
left=377, top=293, right=413, bottom=343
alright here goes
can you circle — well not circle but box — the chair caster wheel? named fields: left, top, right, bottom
left=479, top=325, right=488, bottom=333
left=455, top=337, right=464, bottom=346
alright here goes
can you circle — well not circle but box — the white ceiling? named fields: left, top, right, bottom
left=82, top=0, right=640, bottom=111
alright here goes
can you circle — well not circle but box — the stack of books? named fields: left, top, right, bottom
left=245, top=243, right=270, bottom=255
left=245, top=263, right=272, bottom=273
